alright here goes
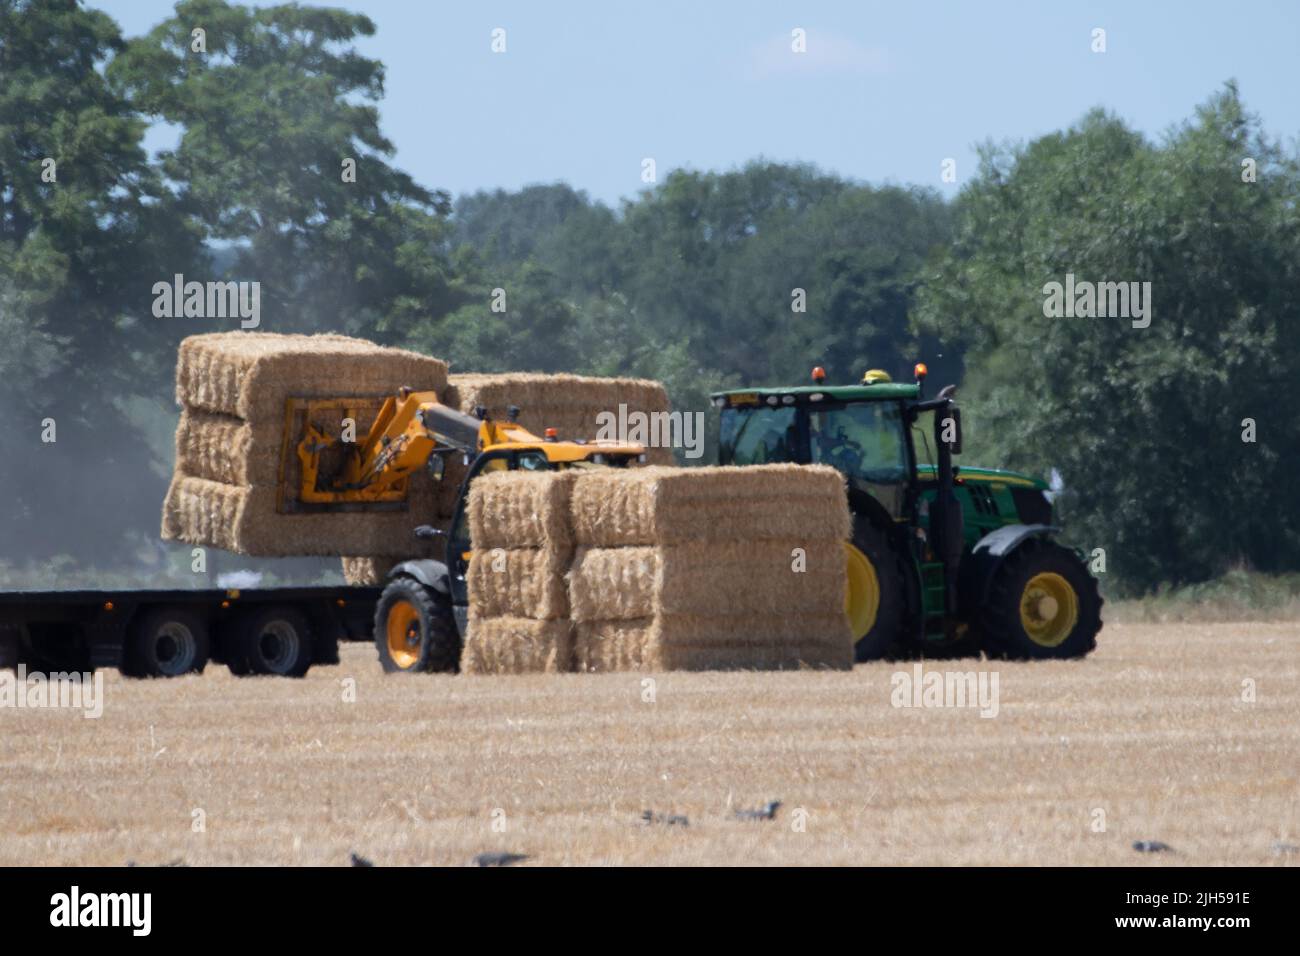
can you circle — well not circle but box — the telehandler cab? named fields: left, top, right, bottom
left=287, top=387, right=646, bottom=672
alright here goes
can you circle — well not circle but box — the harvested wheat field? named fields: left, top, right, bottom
left=1, top=620, right=1296, bottom=866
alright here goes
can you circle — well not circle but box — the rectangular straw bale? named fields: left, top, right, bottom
left=174, top=408, right=279, bottom=486
left=466, top=548, right=569, bottom=619
left=459, top=613, right=573, bottom=674
left=573, top=614, right=853, bottom=672
left=340, top=556, right=400, bottom=586
left=162, top=475, right=439, bottom=557
left=467, top=470, right=575, bottom=550
left=569, top=464, right=850, bottom=546
left=175, top=332, right=448, bottom=421
left=567, top=539, right=845, bottom=621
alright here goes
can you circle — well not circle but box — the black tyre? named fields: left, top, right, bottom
left=0, top=626, right=19, bottom=670
left=374, top=576, right=460, bottom=674
left=238, top=606, right=314, bottom=677
left=848, top=515, right=910, bottom=662
left=123, top=607, right=210, bottom=678
left=979, top=539, right=1103, bottom=660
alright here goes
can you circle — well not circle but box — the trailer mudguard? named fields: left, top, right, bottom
left=960, top=524, right=1060, bottom=610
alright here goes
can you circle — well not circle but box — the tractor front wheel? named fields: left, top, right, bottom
left=979, top=540, right=1102, bottom=660
left=374, top=577, right=460, bottom=674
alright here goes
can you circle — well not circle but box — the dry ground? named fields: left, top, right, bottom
left=1, top=621, right=1296, bottom=866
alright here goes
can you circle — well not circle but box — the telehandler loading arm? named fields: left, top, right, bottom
left=291, top=387, right=644, bottom=507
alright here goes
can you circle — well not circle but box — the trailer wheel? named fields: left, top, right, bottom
left=238, top=606, right=313, bottom=677
left=375, top=577, right=459, bottom=673
left=123, top=607, right=210, bottom=678
left=0, top=626, right=19, bottom=670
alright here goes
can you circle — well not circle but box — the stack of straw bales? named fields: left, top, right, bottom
left=162, top=332, right=448, bottom=557
left=567, top=465, right=854, bottom=671
left=458, top=463, right=853, bottom=673
left=458, top=471, right=576, bottom=674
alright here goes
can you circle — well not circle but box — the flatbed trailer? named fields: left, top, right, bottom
left=0, top=585, right=380, bottom=678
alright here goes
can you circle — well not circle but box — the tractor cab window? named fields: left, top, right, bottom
left=911, top=410, right=938, bottom=471
left=808, top=402, right=909, bottom=484
left=719, top=405, right=798, bottom=465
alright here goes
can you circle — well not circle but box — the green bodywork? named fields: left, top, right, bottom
left=712, top=385, right=1054, bottom=638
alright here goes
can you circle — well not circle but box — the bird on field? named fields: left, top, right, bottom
left=350, top=852, right=374, bottom=867
left=1131, top=840, right=1173, bottom=853
left=472, top=852, right=529, bottom=867
left=642, top=810, right=689, bottom=827
left=734, top=801, right=782, bottom=822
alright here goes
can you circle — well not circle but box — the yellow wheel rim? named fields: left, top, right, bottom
left=1019, top=572, right=1079, bottom=647
left=386, top=599, right=422, bottom=669
left=844, top=542, right=880, bottom=639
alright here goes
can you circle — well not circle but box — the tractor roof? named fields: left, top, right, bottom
left=711, top=383, right=921, bottom=405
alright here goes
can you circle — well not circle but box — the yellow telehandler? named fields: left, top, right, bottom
left=284, top=386, right=645, bottom=672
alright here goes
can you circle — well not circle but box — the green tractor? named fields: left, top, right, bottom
left=712, top=364, right=1102, bottom=661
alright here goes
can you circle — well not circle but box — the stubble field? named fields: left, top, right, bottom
left=1, top=620, right=1296, bottom=866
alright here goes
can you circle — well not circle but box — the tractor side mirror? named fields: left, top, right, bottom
left=937, top=406, right=963, bottom=455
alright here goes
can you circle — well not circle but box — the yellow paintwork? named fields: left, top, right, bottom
left=283, top=389, right=645, bottom=509
left=843, top=542, right=880, bottom=638
left=1019, top=572, right=1078, bottom=647
left=861, top=369, right=892, bottom=384
left=385, top=599, right=422, bottom=669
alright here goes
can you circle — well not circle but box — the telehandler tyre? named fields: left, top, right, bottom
left=979, top=539, right=1102, bottom=660
left=374, top=576, right=460, bottom=674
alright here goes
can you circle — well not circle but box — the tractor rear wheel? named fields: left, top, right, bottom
left=374, top=577, right=460, bottom=674
left=979, top=539, right=1102, bottom=660
left=847, top=515, right=908, bottom=662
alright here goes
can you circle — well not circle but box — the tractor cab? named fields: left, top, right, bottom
left=716, top=370, right=922, bottom=520
left=711, top=365, right=1102, bottom=662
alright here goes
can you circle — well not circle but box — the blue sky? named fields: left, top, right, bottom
left=92, top=0, right=1300, bottom=205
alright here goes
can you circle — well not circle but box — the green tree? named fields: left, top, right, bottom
left=0, top=0, right=202, bottom=561
left=915, top=84, right=1300, bottom=592
left=108, top=0, right=460, bottom=343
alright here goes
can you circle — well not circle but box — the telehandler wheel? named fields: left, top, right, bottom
left=979, top=539, right=1102, bottom=660
left=123, top=607, right=210, bottom=678
left=374, top=576, right=460, bottom=674
left=237, top=606, right=313, bottom=677
left=848, top=515, right=908, bottom=662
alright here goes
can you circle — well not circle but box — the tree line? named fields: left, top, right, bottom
left=2, top=0, right=1296, bottom=594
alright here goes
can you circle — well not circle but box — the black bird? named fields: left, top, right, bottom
left=735, top=800, right=782, bottom=822
left=472, top=852, right=529, bottom=867
left=1131, top=840, right=1173, bottom=853
left=350, top=852, right=374, bottom=867
left=642, top=810, right=689, bottom=827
